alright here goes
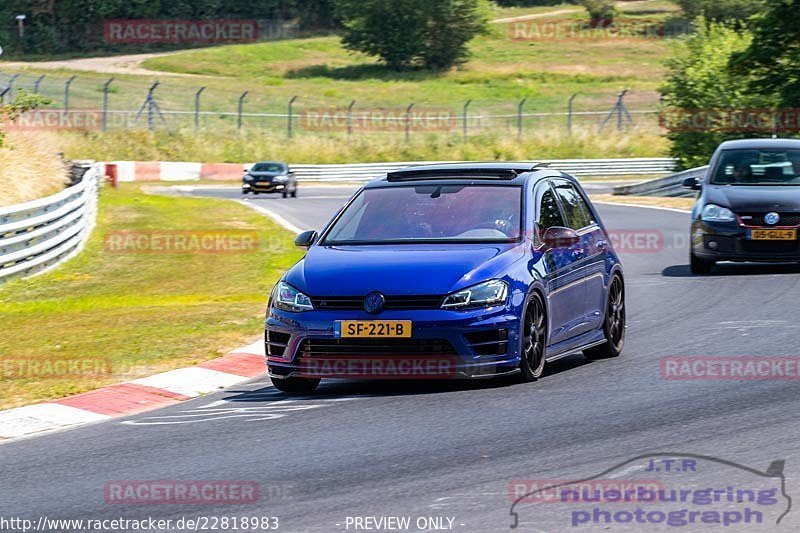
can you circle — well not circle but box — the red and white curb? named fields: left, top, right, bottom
left=0, top=341, right=265, bottom=441
left=103, top=161, right=247, bottom=182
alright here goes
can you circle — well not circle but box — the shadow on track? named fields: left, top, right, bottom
left=221, top=354, right=592, bottom=402
left=663, top=263, right=800, bottom=278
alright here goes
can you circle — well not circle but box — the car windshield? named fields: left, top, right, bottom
left=251, top=163, right=285, bottom=172
left=322, top=185, right=522, bottom=244
left=711, top=149, right=800, bottom=185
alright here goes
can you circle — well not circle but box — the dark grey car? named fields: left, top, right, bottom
left=242, top=161, right=297, bottom=198
left=683, top=138, right=800, bottom=273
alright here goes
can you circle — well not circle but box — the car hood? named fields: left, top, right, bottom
left=705, top=185, right=800, bottom=212
left=284, top=243, right=526, bottom=296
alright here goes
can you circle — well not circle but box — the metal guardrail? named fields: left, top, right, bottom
left=289, top=158, right=678, bottom=181
left=0, top=164, right=104, bottom=284
left=613, top=166, right=709, bottom=197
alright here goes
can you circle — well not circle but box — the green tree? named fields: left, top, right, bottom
left=673, top=0, right=766, bottom=24
left=578, top=0, right=617, bottom=27
left=733, top=0, right=800, bottom=108
left=335, top=0, right=488, bottom=70
left=660, top=20, right=764, bottom=168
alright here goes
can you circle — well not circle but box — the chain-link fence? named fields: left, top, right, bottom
left=0, top=70, right=663, bottom=139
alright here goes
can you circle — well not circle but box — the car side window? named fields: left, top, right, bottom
left=553, top=181, right=594, bottom=230
left=537, top=186, right=566, bottom=233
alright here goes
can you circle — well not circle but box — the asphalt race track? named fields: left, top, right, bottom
left=3, top=185, right=800, bottom=532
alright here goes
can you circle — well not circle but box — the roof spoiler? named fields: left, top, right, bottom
left=386, top=163, right=548, bottom=182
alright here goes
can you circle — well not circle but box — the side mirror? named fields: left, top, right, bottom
left=542, top=226, right=580, bottom=249
left=294, top=230, right=317, bottom=250
left=682, top=177, right=702, bottom=190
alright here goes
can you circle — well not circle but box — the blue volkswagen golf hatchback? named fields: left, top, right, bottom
left=266, top=163, right=625, bottom=392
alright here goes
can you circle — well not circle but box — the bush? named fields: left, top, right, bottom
left=0, top=91, right=51, bottom=149
left=660, top=20, right=764, bottom=168
left=673, top=0, right=766, bottom=24
left=335, top=0, right=489, bottom=70
left=578, top=0, right=617, bottom=27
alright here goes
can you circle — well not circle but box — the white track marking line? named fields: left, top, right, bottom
left=131, top=367, right=248, bottom=398
left=0, top=404, right=110, bottom=439
left=237, top=200, right=306, bottom=233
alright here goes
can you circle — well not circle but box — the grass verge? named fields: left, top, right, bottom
left=56, top=128, right=670, bottom=163
left=0, top=184, right=301, bottom=409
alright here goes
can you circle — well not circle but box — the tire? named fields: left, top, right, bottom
left=270, top=376, right=320, bottom=393
left=282, top=190, right=288, bottom=198
left=291, top=187, right=297, bottom=198
left=690, top=250, right=715, bottom=275
left=584, top=274, right=625, bottom=360
left=518, top=292, right=547, bottom=382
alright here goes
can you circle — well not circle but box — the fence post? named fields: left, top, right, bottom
left=7, top=74, right=20, bottom=103
left=102, top=78, right=114, bottom=131
left=347, top=100, right=355, bottom=142
left=599, top=89, right=634, bottom=133
left=567, top=93, right=578, bottom=136
left=64, top=75, right=76, bottom=113
left=33, top=74, right=45, bottom=94
left=288, top=95, right=298, bottom=139
left=238, top=91, right=248, bottom=131
left=194, top=86, right=206, bottom=131
left=462, top=99, right=472, bottom=140
left=147, top=82, right=160, bottom=131
left=405, top=103, right=415, bottom=144
left=517, top=98, right=527, bottom=140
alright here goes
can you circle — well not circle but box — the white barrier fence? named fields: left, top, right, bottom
left=289, top=158, right=678, bottom=181
left=0, top=164, right=104, bottom=284
left=613, top=166, right=708, bottom=197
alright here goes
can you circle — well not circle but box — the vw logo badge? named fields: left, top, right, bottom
left=363, top=292, right=385, bottom=314
left=764, top=212, right=781, bottom=226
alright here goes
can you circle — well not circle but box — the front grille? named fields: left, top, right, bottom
left=266, top=330, right=291, bottom=357
left=739, top=213, right=800, bottom=227
left=465, top=329, right=509, bottom=356
left=298, top=338, right=457, bottom=357
left=311, top=295, right=443, bottom=311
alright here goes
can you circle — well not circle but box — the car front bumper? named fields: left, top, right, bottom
left=265, top=306, right=523, bottom=380
left=242, top=181, right=287, bottom=193
left=692, top=220, right=800, bottom=262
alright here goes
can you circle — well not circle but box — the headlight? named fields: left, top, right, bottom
left=243, top=174, right=254, bottom=182
left=441, top=280, right=508, bottom=310
left=701, top=204, right=735, bottom=222
left=273, top=175, right=288, bottom=182
left=272, top=281, right=314, bottom=312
